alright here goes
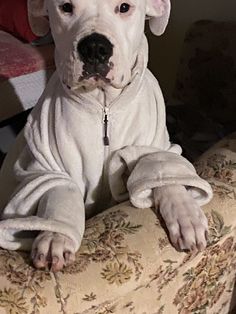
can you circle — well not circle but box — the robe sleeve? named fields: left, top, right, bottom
left=127, top=150, right=213, bottom=208
left=108, top=71, right=213, bottom=209
left=108, top=144, right=213, bottom=209
left=0, top=109, right=85, bottom=252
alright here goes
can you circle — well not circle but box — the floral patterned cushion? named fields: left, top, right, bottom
left=0, top=133, right=236, bottom=314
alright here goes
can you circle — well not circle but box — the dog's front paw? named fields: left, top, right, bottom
left=31, top=231, right=76, bottom=272
left=154, top=185, right=208, bottom=252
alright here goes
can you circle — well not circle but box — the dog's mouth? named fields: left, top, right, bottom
left=65, top=71, right=123, bottom=92
left=79, top=72, right=111, bottom=87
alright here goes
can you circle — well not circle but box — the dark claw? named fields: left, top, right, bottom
left=190, top=244, right=197, bottom=253
left=197, top=242, right=205, bottom=252
left=39, top=254, right=45, bottom=262
left=52, top=256, right=59, bottom=264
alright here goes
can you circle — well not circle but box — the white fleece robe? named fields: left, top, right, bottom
left=0, top=37, right=213, bottom=251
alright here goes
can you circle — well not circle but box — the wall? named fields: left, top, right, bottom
left=147, top=0, right=236, bottom=98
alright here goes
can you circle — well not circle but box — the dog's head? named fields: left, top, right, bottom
left=28, top=0, right=170, bottom=90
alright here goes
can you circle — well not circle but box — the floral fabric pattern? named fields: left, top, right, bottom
left=0, top=134, right=235, bottom=313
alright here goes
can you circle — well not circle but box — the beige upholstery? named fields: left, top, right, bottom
left=0, top=133, right=235, bottom=314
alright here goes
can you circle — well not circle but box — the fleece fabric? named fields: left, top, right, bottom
left=0, top=36, right=212, bottom=251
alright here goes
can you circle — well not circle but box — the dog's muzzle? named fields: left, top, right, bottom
left=77, top=33, right=113, bottom=78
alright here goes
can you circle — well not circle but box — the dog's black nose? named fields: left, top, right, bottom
left=77, top=33, right=113, bottom=65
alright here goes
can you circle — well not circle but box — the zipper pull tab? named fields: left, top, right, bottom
left=103, top=107, right=110, bottom=146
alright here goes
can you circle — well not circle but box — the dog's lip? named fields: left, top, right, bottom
left=79, top=75, right=125, bottom=89
left=79, top=73, right=111, bottom=83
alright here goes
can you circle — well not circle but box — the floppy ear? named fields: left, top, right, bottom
left=27, top=0, right=50, bottom=37
left=146, top=0, right=171, bottom=36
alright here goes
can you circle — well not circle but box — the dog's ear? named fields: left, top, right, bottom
left=146, top=0, right=171, bottom=36
left=27, top=0, right=50, bottom=37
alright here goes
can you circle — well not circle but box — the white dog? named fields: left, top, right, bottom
left=0, top=0, right=212, bottom=272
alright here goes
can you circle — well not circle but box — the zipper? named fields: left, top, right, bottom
left=102, top=104, right=110, bottom=174
left=103, top=106, right=110, bottom=146
left=99, top=104, right=111, bottom=207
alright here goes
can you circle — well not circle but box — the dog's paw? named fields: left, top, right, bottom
left=31, top=231, right=76, bottom=272
left=154, top=185, right=208, bottom=252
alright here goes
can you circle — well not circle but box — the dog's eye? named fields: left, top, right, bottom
left=119, top=3, right=130, bottom=13
left=61, top=2, right=73, bottom=13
